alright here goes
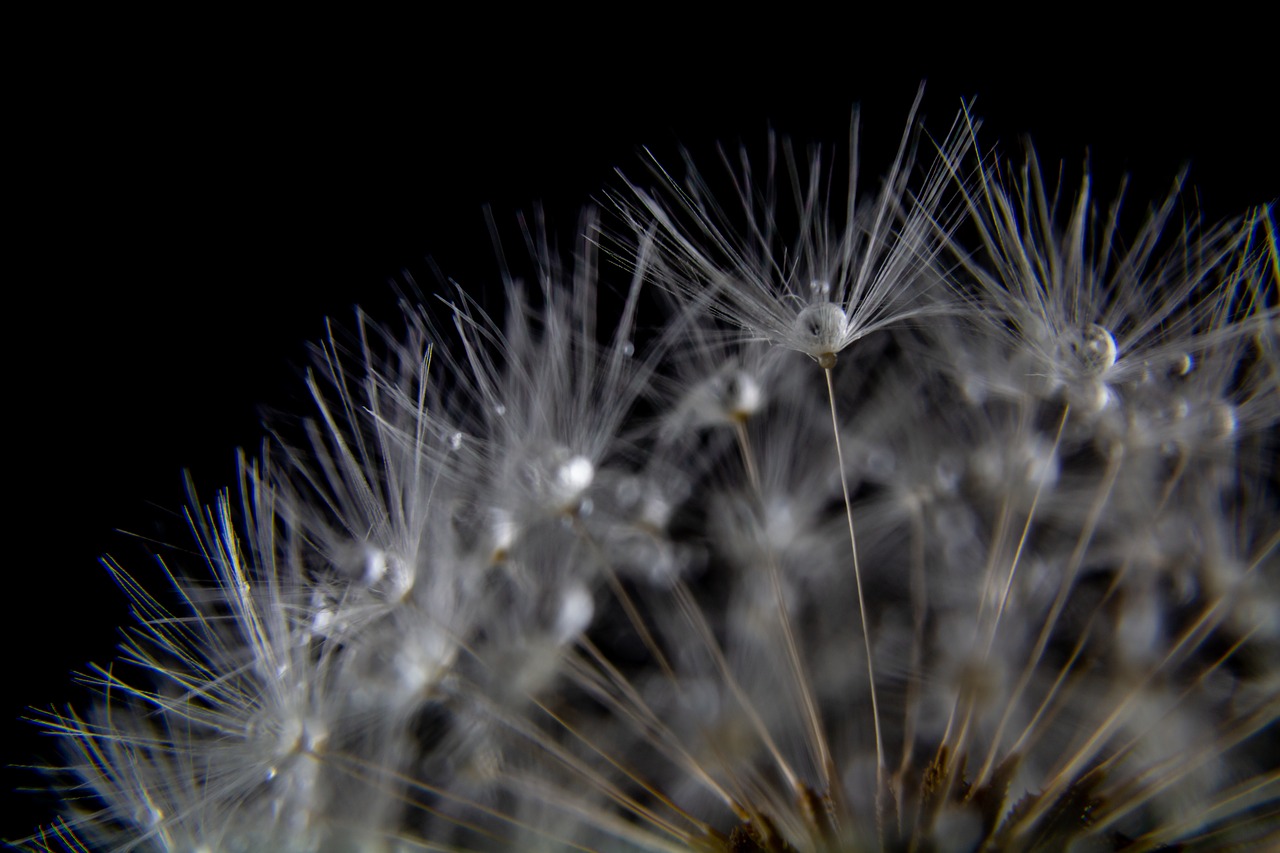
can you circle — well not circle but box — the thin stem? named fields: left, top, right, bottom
left=975, top=442, right=1125, bottom=788
left=824, top=367, right=885, bottom=788
left=734, top=418, right=839, bottom=809
left=981, top=402, right=1070, bottom=660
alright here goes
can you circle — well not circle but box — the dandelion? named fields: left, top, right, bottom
left=14, top=101, right=1279, bottom=852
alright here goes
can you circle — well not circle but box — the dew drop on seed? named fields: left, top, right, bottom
left=363, top=547, right=389, bottom=585
left=1173, top=352, right=1194, bottom=376
left=449, top=432, right=463, bottom=451
left=555, top=585, right=594, bottom=644
left=615, top=476, right=641, bottom=508
left=1073, top=378, right=1114, bottom=414
left=494, top=404, right=506, bottom=416
left=311, top=606, right=333, bottom=634
left=641, top=494, right=674, bottom=529
left=809, top=279, right=832, bottom=299
left=1212, top=402, right=1238, bottom=440
left=621, top=340, right=635, bottom=357
left=527, top=447, right=596, bottom=510
left=794, top=302, right=848, bottom=354
left=489, top=510, right=517, bottom=558
left=555, top=455, right=595, bottom=499
left=1073, top=323, right=1118, bottom=375
left=715, top=369, right=763, bottom=419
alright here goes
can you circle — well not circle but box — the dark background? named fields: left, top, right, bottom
left=6, top=19, right=1277, bottom=843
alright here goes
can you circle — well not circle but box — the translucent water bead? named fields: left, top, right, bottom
left=793, top=302, right=849, bottom=368
left=522, top=445, right=595, bottom=513
left=712, top=369, right=763, bottom=422
left=1072, top=323, right=1118, bottom=377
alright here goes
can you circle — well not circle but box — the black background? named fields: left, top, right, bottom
left=6, top=17, right=1277, bottom=843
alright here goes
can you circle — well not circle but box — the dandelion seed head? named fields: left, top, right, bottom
left=23, top=100, right=1279, bottom=853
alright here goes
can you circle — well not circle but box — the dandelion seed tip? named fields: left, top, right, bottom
left=816, top=351, right=837, bottom=369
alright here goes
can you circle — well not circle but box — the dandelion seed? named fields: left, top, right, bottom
left=621, top=86, right=971, bottom=368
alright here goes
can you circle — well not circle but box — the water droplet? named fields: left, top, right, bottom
left=714, top=369, right=763, bottom=419
left=615, top=477, right=641, bottom=508
left=1212, top=402, right=1238, bottom=440
left=555, top=586, right=595, bottom=644
left=1072, top=324, right=1118, bottom=376
left=363, top=547, right=389, bottom=585
left=620, top=340, right=635, bottom=357
left=449, top=432, right=463, bottom=450
left=793, top=302, right=848, bottom=360
left=494, top=404, right=506, bottom=416
left=554, top=455, right=595, bottom=500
